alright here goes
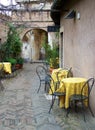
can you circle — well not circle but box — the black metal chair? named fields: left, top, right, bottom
left=67, top=77, right=95, bottom=121
left=0, top=64, right=4, bottom=90
left=56, top=67, right=73, bottom=88
left=10, top=64, right=18, bottom=77
left=0, top=63, right=5, bottom=79
left=47, top=74, right=66, bottom=113
left=36, top=65, right=51, bottom=93
left=67, top=67, right=73, bottom=78
left=57, top=67, right=73, bottom=79
left=0, top=78, right=4, bottom=91
left=43, top=61, right=50, bottom=73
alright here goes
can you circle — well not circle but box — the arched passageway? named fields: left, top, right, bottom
left=21, top=28, right=48, bottom=62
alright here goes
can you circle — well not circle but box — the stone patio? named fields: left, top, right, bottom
left=0, top=62, right=95, bottom=130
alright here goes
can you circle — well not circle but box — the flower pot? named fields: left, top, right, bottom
left=15, top=64, right=23, bottom=69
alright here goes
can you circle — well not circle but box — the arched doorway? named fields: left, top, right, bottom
left=22, top=34, right=32, bottom=62
left=22, top=28, right=48, bottom=62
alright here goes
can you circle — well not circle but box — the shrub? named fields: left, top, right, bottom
left=6, top=58, right=17, bottom=65
left=16, top=57, right=24, bottom=64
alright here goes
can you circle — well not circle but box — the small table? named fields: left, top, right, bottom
left=0, top=62, right=12, bottom=74
left=56, top=77, right=88, bottom=108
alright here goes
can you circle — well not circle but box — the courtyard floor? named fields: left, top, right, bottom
left=0, top=62, right=95, bottom=130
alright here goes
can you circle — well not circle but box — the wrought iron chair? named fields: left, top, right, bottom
left=0, top=64, right=4, bottom=90
left=10, top=64, right=18, bottom=77
left=67, top=67, right=73, bottom=78
left=47, top=74, right=66, bottom=113
left=67, top=77, right=95, bottom=121
left=36, top=65, right=51, bottom=93
left=0, top=78, right=4, bottom=91
left=56, top=67, right=73, bottom=89
left=57, top=67, right=73, bottom=79
left=43, top=61, right=50, bottom=73
left=0, top=63, right=5, bottom=79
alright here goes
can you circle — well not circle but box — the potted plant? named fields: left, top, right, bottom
left=2, top=23, right=22, bottom=61
left=6, top=58, right=17, bottom=65
left=1, top=23, right=23, bottom=70
left=42, top=41, right=59, bottom=71
left=16, top=57, right=24, bottom=69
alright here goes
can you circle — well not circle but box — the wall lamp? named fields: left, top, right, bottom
left=64, top=9, right=75, bottom=19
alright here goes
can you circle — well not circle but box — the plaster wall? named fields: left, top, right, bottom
left=60, top=0, right=95, bottom=113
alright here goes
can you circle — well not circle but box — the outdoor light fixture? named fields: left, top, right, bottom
left=76, top=12, right=80, bottom=20
left=64, top=9, right=75, bottom=19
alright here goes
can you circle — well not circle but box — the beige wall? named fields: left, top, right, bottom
left=60, top=0, right=95, bottom=113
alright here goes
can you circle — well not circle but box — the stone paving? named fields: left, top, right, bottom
left=0, top=62, right=95, bottom=130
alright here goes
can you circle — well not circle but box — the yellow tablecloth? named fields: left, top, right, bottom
left=56, top=77, right=88, bottom=108
left=0, top=62, right=12, bottom=74
left=52, top=68, right=68, bottom=82
left=49, top=68, right=68, bottom=94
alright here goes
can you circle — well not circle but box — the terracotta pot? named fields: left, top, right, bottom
left=15, top=64, right=23, bottom=69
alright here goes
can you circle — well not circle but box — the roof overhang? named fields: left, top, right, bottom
left=50, top=0, right=64, bottom=25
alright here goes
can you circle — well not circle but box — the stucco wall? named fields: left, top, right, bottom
left=60, top=0, right=95, bottom=113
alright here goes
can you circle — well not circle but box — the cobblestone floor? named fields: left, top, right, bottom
left=0, top=62, right=95, bottom=130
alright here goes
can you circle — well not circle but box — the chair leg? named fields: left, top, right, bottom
left=45, top=82, right=49, bottom=93
left=88, top=104, right=94, bottom=117
left=66, top=100, right=72, bottom=117
left=49, top=95, right=56, bottom=113
left=44, top=82, right=47, bottom=92
left=66, top=107, right=70, bottom=117
left=81, top=102, right=86, bottom=122
left=82, top=102, right=94, bottom=122
left=37, top=82, right=41, bottom=93
left=0, top=80, right=4, bottom=91
left=75, top=101, right=78, bottom=112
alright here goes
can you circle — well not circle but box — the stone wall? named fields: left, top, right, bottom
left=0, top=14, right=10, bottom=43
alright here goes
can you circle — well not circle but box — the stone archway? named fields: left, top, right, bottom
left=21, top=35, right=32, bottom=62
left=21, top=28, right=48, bottom=62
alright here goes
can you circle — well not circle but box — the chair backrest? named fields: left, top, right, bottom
left=36, top=65, right=47, bottom=80
left=0, top=63, right=4, bottom=78
left=56, top=67, right=73, bottom=82
left=67, top=67, right=73, bottom=78
left=46, top=74, right=55, bottom=94
left=0, top=63, right=4, bottom=71
left=81, top=78, right=95, bottom=98
left=56, top=68, right=67, bottom=81
left=43, top=61, right=50, bottom=72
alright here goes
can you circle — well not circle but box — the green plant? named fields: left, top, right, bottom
left=42, top=41, right=59, bottom=69
left=17, top=57, right=24, bottom=64
left=3, top=23, right=22, bottom=60
left=42, top=43, right=52, bottom=62
left=6, top=58, right=17, bottom=65
left=49, top=44, right=59, bottom=68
